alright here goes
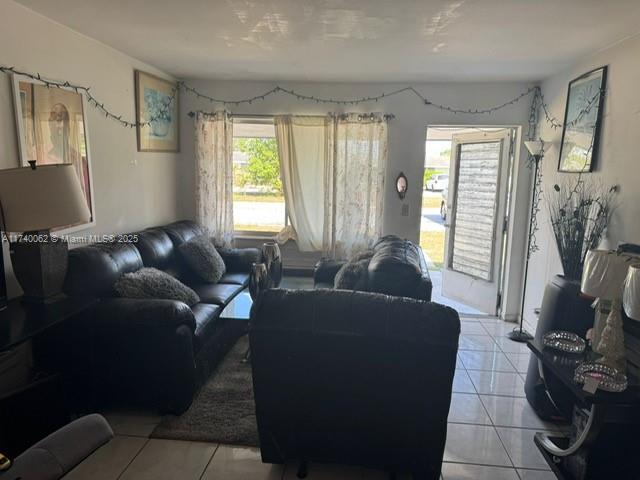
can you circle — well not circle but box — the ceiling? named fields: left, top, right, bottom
left=14, top=0, right=640, bottom=82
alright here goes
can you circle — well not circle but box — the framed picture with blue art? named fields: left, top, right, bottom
left=135, top=70, right=179, bottom=152
left=558, top=66, right=607, bottom=173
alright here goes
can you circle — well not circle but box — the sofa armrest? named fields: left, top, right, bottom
left=86, top=298, right=198, bottom=413
left=419, top=275, right=433, bottom=302
left=216, top=247, right=263, bottom=273
left=417, top=247, right=433, bottom=301
left=313, top=259, right=346, bottom=286
left=6, top=414, right=113, bottom=480
left=92, top=298, right=197, bottom=331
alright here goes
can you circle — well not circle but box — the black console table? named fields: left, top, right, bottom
left=0, top=296, right=98, bottom=353
left=527, top=339, right=640, bottom=480
left=0, top=296, right=98, bottom=457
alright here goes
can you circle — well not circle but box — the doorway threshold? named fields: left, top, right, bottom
left=429, top=270, right=489, bottom=316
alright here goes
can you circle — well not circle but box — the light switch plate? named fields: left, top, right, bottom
left=401, top=204, right=409, bottom=216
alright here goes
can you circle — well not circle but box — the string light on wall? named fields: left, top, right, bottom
left=1, top=63, right=603, bottom=133
left=0, top=65, right=177, bottom=129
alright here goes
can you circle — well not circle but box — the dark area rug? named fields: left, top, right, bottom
left=151, top=336, right=259, bottom=446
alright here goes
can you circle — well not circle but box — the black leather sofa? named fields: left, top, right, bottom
left=250, top=288, right=460, bottom=479
left=62, top=220, right=261, bottom=413
left=314, top=235, right=433, bottom=301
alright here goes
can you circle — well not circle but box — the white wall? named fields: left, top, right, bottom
left=179, top=79, right=536, bottom=319
left=523, top=34, right=640, bottom=325
left=0, top=0, right=182, bottom=296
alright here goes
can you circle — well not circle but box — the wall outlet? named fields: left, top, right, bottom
left=401, top=203, right=409, bottom=216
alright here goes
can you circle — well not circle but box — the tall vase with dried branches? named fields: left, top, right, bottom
left=547, top=180, right=618, bottom=281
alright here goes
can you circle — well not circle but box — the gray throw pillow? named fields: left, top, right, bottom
left=178, top=235, right=226, bottom=283
left=334, top=258, right=370, bottom=290
left=351, top=249, right=374, bottom=262
left=114, top=267, right=200, bottom=306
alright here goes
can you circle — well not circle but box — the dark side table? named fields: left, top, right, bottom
left=0, top=296, right=98, bottom=352
left=0, top=296, right=98, bottom=457
left=527, top=339, right=640, bottom=480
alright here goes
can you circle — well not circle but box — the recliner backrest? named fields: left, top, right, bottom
left=249, top=288, right=459, bottom=475
left=367, top=236, right=424, bottom=298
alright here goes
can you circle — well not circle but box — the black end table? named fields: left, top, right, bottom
left=0, top=296, right=98, bottom=457
left=0, top=296, right=98, bottom=353
left=527, top=339, right=640, bottom=480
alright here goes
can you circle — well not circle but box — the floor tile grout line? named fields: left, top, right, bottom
left=197, top=443, right=221, bottom=480
left=456, top=339, right=527, bottom=473
left=472, top=385, right=518, bottom=471
left=453, top=355, right=515, bottom=472
left=483, top=398, right=517, bottom=471
left=116, top=437, right=150, bottom=480
left=478, top=394, right=561, bottom=432
left=441, top=460, right=550, bottom=471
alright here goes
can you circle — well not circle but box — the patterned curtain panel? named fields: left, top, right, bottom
left=323, top=114, right=388, bottom=259
left=274, top=113, right=388, bottom=258
left=194, top=111, right=234, bottom=248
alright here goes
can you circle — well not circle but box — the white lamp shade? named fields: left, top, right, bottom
left=623, top=264, right=640, bottom=320
left=581, top=249, right=635, bottom=300
left=0, top=164, right=91, bottom=232
left=524, top=141, right=544, bottom=157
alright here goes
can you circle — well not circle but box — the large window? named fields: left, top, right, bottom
left=232, top=118, right=287, bottom=234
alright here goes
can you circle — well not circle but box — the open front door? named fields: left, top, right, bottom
left=442, top=129, right=512, bottom=315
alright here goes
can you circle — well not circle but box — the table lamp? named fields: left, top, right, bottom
left=581, top=249, right=635, bottom=370
left=623, top=264, right=640, bottom=321
left=0, top=163, right=91, bottom=303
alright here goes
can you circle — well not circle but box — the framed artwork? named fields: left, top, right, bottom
left=11, top=75, right=95, bottom=232
left=558, top=66, right=607, bottom=173
left=135, top=70, right=179, bottom=152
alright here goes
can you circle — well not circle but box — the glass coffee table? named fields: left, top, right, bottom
left=219, top=289, right=252, bottom=322
left=219, top=289, right=253, bottom=362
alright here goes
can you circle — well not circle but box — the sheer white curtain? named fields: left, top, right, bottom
left=324, top=114, right=388, bottom=258
left=194, top=111, right=234, bottom=247
left=274, top=115, right=331, bottom=251
left=275, top=113, right=388, bottom=258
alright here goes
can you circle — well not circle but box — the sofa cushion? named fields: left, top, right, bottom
left=178, top=235, right=226, bottom=283
left=163, top=220, right=204, bottom=248
left=191, top=303, right=222, bottom=351
left=334, top=259, right=370, bottom=290
left=65, top=243, right=143, bottom=297
left=115, top=267, right=200, bottom=307
left=135, top=228, right=175, bottom=269
left=191, top=282, right=244, bottom=306
left=219, top=272, right=250, bottom=286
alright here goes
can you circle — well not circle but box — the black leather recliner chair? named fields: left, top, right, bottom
left=61, top=220, right=261, bottom=413
left=249, top=288, right=459, bottom=479
left=313, top=235, right=433, bottom=301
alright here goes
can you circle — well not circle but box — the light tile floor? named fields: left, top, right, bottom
left=62, top=304, right=560, bottom=479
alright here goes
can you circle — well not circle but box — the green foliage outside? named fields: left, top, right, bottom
left=420, top=230, right=444, bottom=270
left=423, top=168, right=446, bottom=185
left=234, top=138, right=282, bottom=193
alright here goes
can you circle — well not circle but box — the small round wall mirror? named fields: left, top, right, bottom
left=396, top=172, right=408, bottom=200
